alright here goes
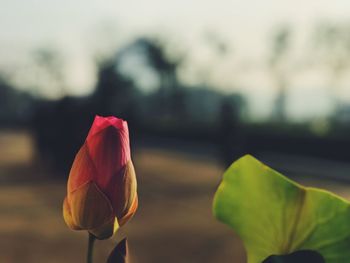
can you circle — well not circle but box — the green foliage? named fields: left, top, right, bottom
left=213, top=155, right=350, bottom=263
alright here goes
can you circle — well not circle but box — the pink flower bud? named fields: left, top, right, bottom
left=63, top=116, right=138, bottom=239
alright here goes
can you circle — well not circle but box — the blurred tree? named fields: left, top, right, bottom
left=269, top=26, right=292, bottom=122
left=32, top=47, right=66, bottom=98
left=133, top=38, right=187, bottom=121
left=32, top=97, right=94, bottom=173
left=93, top=59, right=138, bottom=118
left=0, top=76, right=34, bottom=126
left=312, top=22, right=350, bottom=112
left=219, top=95, right=246, bottom=167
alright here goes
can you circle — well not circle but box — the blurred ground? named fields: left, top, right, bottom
left=1, top=130, right=350, bottom=263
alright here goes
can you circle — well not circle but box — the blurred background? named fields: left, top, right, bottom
left=2, top=0, right=350, bottom=262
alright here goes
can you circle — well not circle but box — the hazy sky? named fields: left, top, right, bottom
left=2, top=0, right=350, bottom=119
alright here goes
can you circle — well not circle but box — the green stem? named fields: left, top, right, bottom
left=87, top=233, right=96, bottom=263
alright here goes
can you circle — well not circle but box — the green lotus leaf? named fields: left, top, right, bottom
left=213, top=155, right=350, bottom=263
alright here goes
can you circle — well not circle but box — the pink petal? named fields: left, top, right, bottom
left=86, top=120, right=130, bottom=191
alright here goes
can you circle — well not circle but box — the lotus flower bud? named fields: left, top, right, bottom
left=63, top=116, right=138, bottom=239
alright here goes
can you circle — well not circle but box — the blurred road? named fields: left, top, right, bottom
left=0, top=130, right=350, bottom=263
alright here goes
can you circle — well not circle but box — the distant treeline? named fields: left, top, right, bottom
left=1, top=37, right=350, bottom=174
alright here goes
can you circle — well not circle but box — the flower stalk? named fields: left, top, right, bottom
left=87, top=233, right=96, bottom=263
